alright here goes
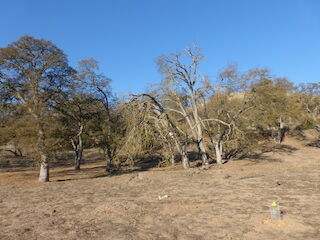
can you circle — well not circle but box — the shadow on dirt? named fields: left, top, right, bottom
left=238, top=144, right=298, bottom=163
left=56, top=151, right=206, bottom=182
left=0, top=155, right=34, bottom=171
left=306, top=140, right=320, bottom=148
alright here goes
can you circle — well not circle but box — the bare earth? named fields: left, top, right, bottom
left=0, top=138, right=319, bottom=240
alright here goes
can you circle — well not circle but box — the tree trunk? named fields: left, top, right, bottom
left=181, top=144, right=190, bottom=169
left=38, top=131, right=49, bottom=182
left=74, top=150, right=81, bottom=170
left=76, top=135, right=83, bottom=170
left=182, top=153, right=190, bottom=168
left=71, top=138, right=83, bottom=170
left=168, top=143, right=175, bottom=165
left=37, top=121, right=50, bottom=182
left=198, top=140, right=209, bottom=165
left=71, top=125, right=84, bottom=170
left=170, top=154, right=175, bottom=165
left=215, top=142, right=223, bottom=164
left=274, top=117, right=286, bottom=144
left=39, top=158, right=49, bottom=182
left=103, top=148, right=113, bottom=172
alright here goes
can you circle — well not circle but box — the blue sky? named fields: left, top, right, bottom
left=1, top=0, right=319, bottom=94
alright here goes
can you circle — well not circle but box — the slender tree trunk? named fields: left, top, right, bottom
left=71, top=124, right=84, bottom=170
left=37, top=124, right=49, bottom=182
left=170, top=154, right=175, bottom=165
left=103, top=148, right=113, bottom=172
left=72, top=139, right=83, bottom=170
left=274, top=117, right=286, bottom=144
left=74, top=148, right=83, bottom=171
left=181, top=143, right=190, bottom=169
left=77, top=135, right=83, bottom=170
left=214, top=142, right=223, bottom=164
left=198, top=140, right=209, bottom=165
left=168, top=143, right=175, bottom=165
left=176, top=137, right=190, bottom=168
left=175, top=139, right=190, bottom=168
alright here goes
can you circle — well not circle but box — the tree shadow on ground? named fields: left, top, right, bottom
left=306, top=140, right=320, bottom=148
left=0, top=155, right=33, bottom=171
left=272, top=144, right=298, bottom=153
left=51, top=149, right=104, bottom=167
left=238, top=144, right=298, bottom=163
left=64, top=151, right=205, bottom=181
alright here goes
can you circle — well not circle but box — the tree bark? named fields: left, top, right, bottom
left=74, top=147, right=82, bottom=171
left=71, top=124, right=84, bottom=170
left=39, top=157, right=49, bottom=182
left=104, top=148, right=113, bottom=172
left=273, top=117, right=286, bottom=144
left=37, top=125, right=49, bottom=182
left=198, top=140, right=209, bottom=165
left=170, top=154, right=175, bottom=165
left=214, top=142, right=223, bottom=164
left=181, top=143, right=190, bottom=169
left=72, top=138, right=83, bottom=171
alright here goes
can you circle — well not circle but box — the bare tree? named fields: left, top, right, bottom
left=156, top=47, right=209, bottom=165
left=0, top=36, right=74, bottom=182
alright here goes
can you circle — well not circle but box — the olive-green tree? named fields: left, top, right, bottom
left=0, top=36, right=74, bottom=182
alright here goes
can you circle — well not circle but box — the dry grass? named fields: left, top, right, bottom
left=0, top=137, right=319, bottom=240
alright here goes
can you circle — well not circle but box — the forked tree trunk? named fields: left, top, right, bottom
left=71, top=125, right=84, bottom=170
left=214, top=142, right=223, bottom=164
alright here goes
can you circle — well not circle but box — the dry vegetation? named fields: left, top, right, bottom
left=1, top=35, right=320, bottom=240
left=0, top=136, right=319, bottom=240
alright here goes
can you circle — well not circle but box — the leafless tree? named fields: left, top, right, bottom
left=156, top=47, right=209, bottom=165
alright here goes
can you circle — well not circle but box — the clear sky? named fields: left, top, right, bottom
left=1, top=0, right=320, bottom=94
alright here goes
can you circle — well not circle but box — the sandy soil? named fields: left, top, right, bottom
left=0, top=137, right=319, bottom=240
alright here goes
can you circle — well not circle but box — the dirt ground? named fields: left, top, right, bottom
left=0, top=137, right=319, bottom=240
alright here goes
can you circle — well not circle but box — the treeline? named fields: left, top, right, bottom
left=0, top=36, right=319, bottom=182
